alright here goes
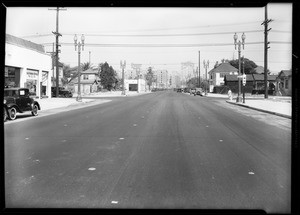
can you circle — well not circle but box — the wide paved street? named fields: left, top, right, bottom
left=4, top=91, right=291, bottom=212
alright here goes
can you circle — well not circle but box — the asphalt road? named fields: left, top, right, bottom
left=4, top=91, right=291, bottom=212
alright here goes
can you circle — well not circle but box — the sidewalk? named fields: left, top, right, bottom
left=35, top=91, right=151, bottom=111
left=79, top=90, right=152, bottom=98
left=226, top=98, right=291, bottom=119
left=35, top=98, right=98, bottom=111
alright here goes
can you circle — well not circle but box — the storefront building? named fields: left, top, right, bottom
left=5, top=34, right=52, bottom=98
left=125, top=79, right=146, bottom=92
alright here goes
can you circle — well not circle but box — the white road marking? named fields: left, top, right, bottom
left=119, top=138, right=124, bottom=140
left=133, top=124, right=137, bottom=126
left=111, top=201, right=118, bottom=204
left=88, top=167, right=96, bottom=171
left=219, top=140, right=223, bottom=142
left=25, top=137, right=29, bottom=140
left=206, top=125, right=209, bottom=127
left=64, top=124, right=67, bottom=127
left=62, top=140, right=67, bottom=142
left=248, top=171, right=255, bottom=175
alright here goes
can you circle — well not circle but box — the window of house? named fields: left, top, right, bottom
left=83, top=75, right=89, bottom=80
left=220, top=73, right=225, bottom=78
left=285, top=79, right=288, bottom=89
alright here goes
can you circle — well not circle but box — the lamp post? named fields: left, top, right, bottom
left=74, top=34, right=85, bottom=102
left=203, top=60, right=209, bottom=95
left=233, top=32, right=246, bottom=103
left=120, top=60, right=126, bottom=95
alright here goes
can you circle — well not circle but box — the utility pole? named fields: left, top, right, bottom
left=49, top=7, right=66, bottom=97
left=89, top=51, right=91, bottom=64
left=196, top=67, right=198, bottom=87
left=198, top=51, right=200, bottom=88
left=120, top=60, right=126, bottom=95
left=261, top=5, right=273, bottom=99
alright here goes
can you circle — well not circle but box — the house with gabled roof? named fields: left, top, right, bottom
left=276, top=70, right=292, bottom=96
left=5, top=34, right=52, bottom=98
left=69, top=68, right=100, bottom=94
left=252, top=66, right=264, bottom=74
left=208, top=62, right=238, bottom=92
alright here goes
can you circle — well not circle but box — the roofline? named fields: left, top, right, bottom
left=6, top=34, right=47, bottom=55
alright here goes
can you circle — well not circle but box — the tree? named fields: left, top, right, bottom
left=81, top=62, right=94, bottom=71
left=98, top=62, right=118, bottom=91
left=229, top=58, right=258, bottom=74
left=145, top=67, right=155, bottom=90
left=61, top=63, right=78, bottom=86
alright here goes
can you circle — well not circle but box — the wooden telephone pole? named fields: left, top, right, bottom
left=198, top=51, right=201, bottom=87
left=261, top=5, right=273, bottom=99
left=49, top=7, right=66, bottom=97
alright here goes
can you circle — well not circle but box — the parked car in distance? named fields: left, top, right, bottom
left=51, top=87, right=73, bottom=98
left=177, top=88, right=183, bottom=93
left=190, top=88, right=196, bottom=95
left=4, top=88, right=41, bottom=121
left=195, top=87, right=204, bottom=96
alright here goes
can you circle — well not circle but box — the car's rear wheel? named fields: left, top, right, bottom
left=31, top=104, right=38, bottom=116
left=8, top=107, right=17, bottom=120
left=4, top=107, right=8, bottom=122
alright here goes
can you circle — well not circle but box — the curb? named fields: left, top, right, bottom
left=226, top=100, right=291, bottom=119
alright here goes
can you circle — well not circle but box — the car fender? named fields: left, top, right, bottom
left=5, top=103, right=22, bottom=113
left=31, top=102, right=41, bottom=110
left=3, top=104, right=8, bottom=114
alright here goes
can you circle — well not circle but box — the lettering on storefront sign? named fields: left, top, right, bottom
left=26, top=71, right=38, bottom=80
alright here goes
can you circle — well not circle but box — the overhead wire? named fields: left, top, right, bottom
left=20, top=21, right=262, bottom=38
left=42, top=41, right=265, bottom=47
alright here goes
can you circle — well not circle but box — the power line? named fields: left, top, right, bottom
left=61, top=30, right=263, bottom=37
left=22, top=30, right=262, bottom=38
left=271, top=30, right=292, bottom=33
left=42, top=41, right=265, bottom=47
left=21, top=21, right=262, bottom=38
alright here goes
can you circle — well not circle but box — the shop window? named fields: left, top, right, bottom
left=5, top=66, right=20, bottom=87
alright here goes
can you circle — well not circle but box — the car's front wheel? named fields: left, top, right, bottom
left=31, top=104, right=38, bottom=116
left=8, top=107, right=17, bottom=120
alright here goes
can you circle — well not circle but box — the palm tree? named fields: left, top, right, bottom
left=81, top=62, right=94, bottom=71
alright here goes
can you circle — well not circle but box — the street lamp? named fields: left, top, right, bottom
left=233, top=32, right=246, bottom=103
left=203, top=60, right=209, bottom=95
left=74, top=34, right=85, bottom=102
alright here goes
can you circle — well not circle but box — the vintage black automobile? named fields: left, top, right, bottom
left=4, top=88, right=41, bottom=121
left=51, top=87, right=73, bottom=98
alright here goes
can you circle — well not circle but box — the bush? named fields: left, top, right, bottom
left=213, top=85, right=253, bottom=94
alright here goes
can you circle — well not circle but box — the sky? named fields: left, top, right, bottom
left=5, top=4, right=292, bottom=76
